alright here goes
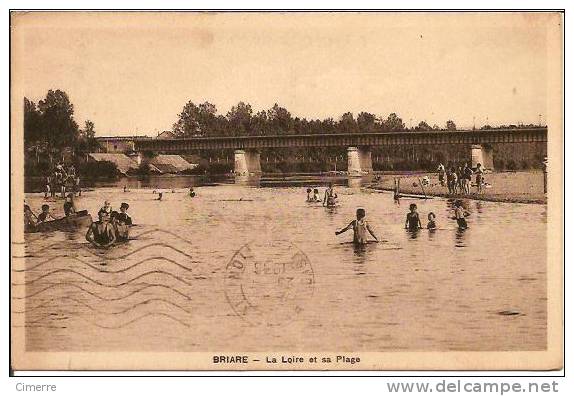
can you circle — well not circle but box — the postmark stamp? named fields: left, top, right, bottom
left=224, top=240, right=315, bottom=326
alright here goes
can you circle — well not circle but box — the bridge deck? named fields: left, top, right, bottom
left=134, top=128, right=547, bottom=152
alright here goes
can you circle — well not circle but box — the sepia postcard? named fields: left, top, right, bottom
left=10, top=11, right=563, bottom=371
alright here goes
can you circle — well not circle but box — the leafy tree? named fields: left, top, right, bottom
left=266, top=104, right=292, bottom=135
left=226, top=102, right=253, bottom=136
left=446, top=120, right=457, bottom=130
left=357, top=112, right=378, bottom=133
left=415, top=121, right=432, bottom=131
left=339, top=112, right=358, bottom=134
left=24, top=90, right=80, bottom=166
left=382, top=113, right=405, bottom=132
left=24, top=98, right=42, bottom=144
left=37, top=89, right=79, bottom=149
left=251, top=110, right=269, bottom=136
left=172, top=101, right=219, bottom=137
left=322, top=118, right=338, bottom=134
left=77, top=120, right=99, bottom=153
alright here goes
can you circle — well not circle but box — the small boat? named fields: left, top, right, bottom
left=26, top=210, right=93, bottom=233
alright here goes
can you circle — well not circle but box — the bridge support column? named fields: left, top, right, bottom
left=234, top=149, right=262, bottom=176
left=470, top=144, right=494, bottom=170
left=347, top=147, right=373, bottom=176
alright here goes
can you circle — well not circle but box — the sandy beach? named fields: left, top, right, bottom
left=368, top=170, right=546, bottom=204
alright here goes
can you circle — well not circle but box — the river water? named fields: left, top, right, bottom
left=14, top=176, right=547, bottom=351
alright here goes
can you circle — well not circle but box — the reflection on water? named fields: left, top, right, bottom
left=455, top=227, right=468, bottom=248
left=15, top=175, right=547, bottom=352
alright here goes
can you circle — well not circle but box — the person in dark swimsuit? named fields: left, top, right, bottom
left=116, top=203, right=132, bottom=225
left=113, top=203, right=132, bottom=242
left=405, top=203, right=422, bottom=231
left=86, top=210, right=116, bottom=248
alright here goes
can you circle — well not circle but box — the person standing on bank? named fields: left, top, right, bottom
left=475, top=163, right=485, bottom=194
left=437, top=163, right=446, bottom=186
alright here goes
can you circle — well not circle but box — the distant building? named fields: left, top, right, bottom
left=156, top=130, right=176, bottom=139
left=95, top=136, right=152, bottom=153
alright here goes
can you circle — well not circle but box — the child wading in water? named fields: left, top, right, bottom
left=306, top=188, right=313, bottom=202
left=405, top=203, right=422, bottom=231
left=427, top=212, right=437, bottom=229
left=313, top=188, right=320, bottom=202
left=335, top=208, right=379, bottom=245
left=323, top=183, right=338, bottom=207
left=454, top=200, right=470, bottom=229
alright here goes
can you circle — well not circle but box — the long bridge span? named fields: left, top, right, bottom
left=132, top=127, right=547, bottom=176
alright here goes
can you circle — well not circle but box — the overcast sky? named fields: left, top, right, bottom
left=13, top=12, right=555, bottom=136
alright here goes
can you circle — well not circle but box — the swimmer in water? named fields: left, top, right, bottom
left=323, top=183, right=338, bottom=207
left=37, top=204, right=57, bottom=223
left=100, top=200, right=112, bottom=215
left=63, top=193, right=77, bottom=216
left=111, top=203, right=132, bottom=242
left=405, top=203, right=422, bottom=231
left=116, top=202, right=132, bottom=226
left=453, top=200, right=470, bottom=229
left=313, top=188, right=320, bottom=202
left=335, top=208, right=379, bottom=245
left=24, top=204, right=38, bottom=231
left=427, top=212, right=437, bottom=229
left=86, top=209, right=116, bottom=248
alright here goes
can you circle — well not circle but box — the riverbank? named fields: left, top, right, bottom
left=367, top=170, right=547, bottom=204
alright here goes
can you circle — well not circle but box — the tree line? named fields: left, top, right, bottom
left=171, top=101, right=467, bottom=138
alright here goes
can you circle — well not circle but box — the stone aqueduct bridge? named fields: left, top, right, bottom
left=133, top=128, right=547, bottom=176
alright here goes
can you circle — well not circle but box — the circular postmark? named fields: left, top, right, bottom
left=224, top=240, right=314, bottom=326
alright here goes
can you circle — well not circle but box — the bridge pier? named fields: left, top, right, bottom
left=470, top=144, right=494, bottom=170
left=234, top=149, right=262, bottom=176
left=347, top=147, right=373, bottom=176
